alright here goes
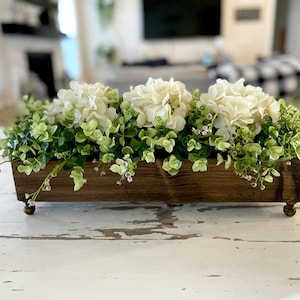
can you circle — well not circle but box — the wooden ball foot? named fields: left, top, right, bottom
left=283, top=204, right=296, bottom=217
left=24, top=205, right=36, bottom=215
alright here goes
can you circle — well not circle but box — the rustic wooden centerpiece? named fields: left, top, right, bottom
left=2, top=78, right=300, bottom=217
left=12, top=158, right=300, bottom=216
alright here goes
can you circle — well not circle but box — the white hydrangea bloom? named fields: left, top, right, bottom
left=198, top=78, right=280, bottom=140
left=122, top=78, right=192, bottom=132
left=43, top=81, right=118, bottom=131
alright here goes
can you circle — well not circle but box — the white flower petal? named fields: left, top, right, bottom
left=43, top=81, right=118, bottom=131
left=199, top=78, right=280, bottom=137
left=122, top=78, right=192, bottom=132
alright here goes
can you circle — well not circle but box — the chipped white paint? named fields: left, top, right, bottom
left=1, top=150, right=300, bottom=299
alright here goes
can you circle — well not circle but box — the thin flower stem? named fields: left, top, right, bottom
left=25, top=160, right=67, bottom=206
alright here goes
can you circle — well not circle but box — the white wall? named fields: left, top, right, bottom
left=285, top=0, right=300, bottom=54
left=222, top=0, right=277, bottom=63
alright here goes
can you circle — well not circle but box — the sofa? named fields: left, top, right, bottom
left=212, top=54, right=300, bottom=100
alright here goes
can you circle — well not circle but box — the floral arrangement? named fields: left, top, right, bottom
left=1, top=78, right=300, bottom=206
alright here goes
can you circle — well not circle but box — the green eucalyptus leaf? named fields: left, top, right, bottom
left=17, top=164, right=32, bottom=175
left=188, top=152, right=201, bottom=162
left=119, top=136, right=125, bottom=147
left=192, top=158, right=208, bottom=172
left=129, top=138, right=140, bottom=151
left=125, top=127, right=138, bottom=138
left=58, top=137, right=65, bottom=146
left=122, top=146, right=134, bottom=155
left=41, top=142, right=49, bottom=151
left=69, top=166, right=87, bottom=191
left=264, top=174, right=273, bottom=183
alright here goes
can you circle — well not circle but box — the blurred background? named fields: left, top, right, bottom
left=0, top=0, right=300, bottom=112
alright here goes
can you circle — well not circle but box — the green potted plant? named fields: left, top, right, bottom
left=1, top=78, right=300, bottom=215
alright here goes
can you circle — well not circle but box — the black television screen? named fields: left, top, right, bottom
left=24, top=0, right=50, bottom=7
left=143, top=0, right=221, bottom=39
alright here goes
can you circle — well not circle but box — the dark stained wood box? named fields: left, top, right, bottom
left=12, top=158, right=300, bottom=216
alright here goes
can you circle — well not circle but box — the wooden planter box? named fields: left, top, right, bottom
left=12, top=158, right=300, bottom=216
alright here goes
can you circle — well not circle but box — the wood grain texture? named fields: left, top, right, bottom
left=12, top=159, right=300, bottom=204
